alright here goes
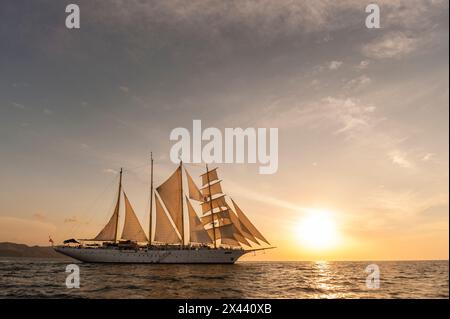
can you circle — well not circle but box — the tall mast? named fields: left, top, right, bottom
left=206, top=164, right=217, bottom=249
left=179, top=160, right=185, bottom=247
left=114, top=168, right=123, bottom=243
left=148, top=153, right=154, bottom=246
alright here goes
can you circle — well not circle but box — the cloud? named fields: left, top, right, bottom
left=11, top=82, right=29, bottom=88
left=16, top=0, right=448, bottom=66
left=32, top=213, right=46, bottom=221
left=256, top=96, right=377, bottom=138
left=328, top=60, right=343, bottom=70
left=87, top=0, right=447, bottom=37
left=314, top=61, right=343, bottom=73
left=11, top=102, right=26, bottom=109
left=43, top=108, right=53, bottom=115
left=356, top=60, right=370, bottom=70
left=345, top=75, right=372, bottom=90
left=103, top=168, right=118, bottom=174
left=389, top=151, right=414, bottom=168
left=362, top=32, right=419, bottom=59
left=326, top=97, right=376, bottom=135
left=119, top=86, right=130, bottom=93
left=225, top=180, right=306, bottom=214
left=422, top=153, right=435, bottom=161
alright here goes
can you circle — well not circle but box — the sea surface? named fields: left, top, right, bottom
left=0, top=258, right=448, bottom=298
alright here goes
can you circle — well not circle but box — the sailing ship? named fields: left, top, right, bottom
left=55, top=156, right=272, bottom=263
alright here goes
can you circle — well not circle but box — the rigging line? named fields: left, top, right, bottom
left=122, top=162, right=151, bottom=173
left=63, top=174, right=119, bottom=239
left=117, top=170, right=152, bottom=239
left=183, top=162, right=208, bottom=168
left=65, top=178, right=118, bottom=239
left=123, top=169, right=149, bottom=185
left=123, top=159, right=165, bottom=173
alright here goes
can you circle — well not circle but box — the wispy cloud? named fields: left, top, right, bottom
left=314, top=60, right=344, bottom=73
left=11, top=102, right=26, bottom=109
left=327, top=97, right=376, bottom=135
left=362, top=32, right=419, bottom=59
left=356, top=60, right=370, bottom=70
left=328, top=60, right=343, bottom=70
left=32, top=213, right=46, bottom=221
left=345, top=75, right=372, bottom=90
left=119, top=86, right=130, bottom=93
left=258, top=96, right=376, bottom=135
left=103, top=168, right=118, bottom=174
left=422, top=153, right=435, bottom=162
left=389, top=151, right=414, bottom=168
left=225, top=180, right=306, bottom=214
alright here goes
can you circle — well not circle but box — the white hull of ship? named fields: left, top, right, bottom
left=54, top=246, right=248, bottom=264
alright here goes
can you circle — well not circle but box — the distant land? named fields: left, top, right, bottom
left=0, top=242, right=74, bottom=260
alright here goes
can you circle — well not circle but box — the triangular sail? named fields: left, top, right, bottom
left=230, top=231, right=250, bottom=247
left=94, top=197, right=119, bottom=241
left=227, top=204, right=259, bottom=245
left=186, top=170, right=204, bottom=202
left=156, top=166, right=183, bottom=235
left=221, top=211, right=251, bottom=246
left=94, top=170, right=122, bottom=241
left=154, top=194, right=181, bottom=244
left=231, top=198, right=270, bottom=245
left=121, top=192, right=148, bottom=242
left=186, top=196, right=212, bottom=244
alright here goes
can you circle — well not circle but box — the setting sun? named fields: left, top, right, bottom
left=297, top=210, right=340, bottom=250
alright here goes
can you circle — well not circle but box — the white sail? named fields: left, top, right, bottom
left=156, top=166, right=183, bottom=235
left=94, top=193, right=120, bottom=241
left=231, top=198, right=270, bottom=245
left=154, top=194, right=181, bottom=244
left=56, top=164, right=271, bottom=264
left=121, top=192, right=148, bottom=242
left=201, top=168, right=219, bottom=186
left=201, top=194, right=227, bottom=214
left=227, top=204, right=259, bottom=245
left=186, top=197, right=212, bottom=244
left=201, top=181, right=223, bottom=198
left=186, top=170, right=204, bottom=202
left=200, top=209, right=232, bottom=227
left=219, top=217, right=251, bottom=247
left=208, top=223, right=249, bottom=247
left=233, top=231, right=251, bottom=247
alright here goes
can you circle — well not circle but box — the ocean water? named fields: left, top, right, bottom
left=0, top=258, right=447, bottom=298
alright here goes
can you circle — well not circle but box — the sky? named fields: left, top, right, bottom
left=0, top=0, right=448, bottom=261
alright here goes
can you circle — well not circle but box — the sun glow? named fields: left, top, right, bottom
left=297, top=209, right=340, bottom=250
